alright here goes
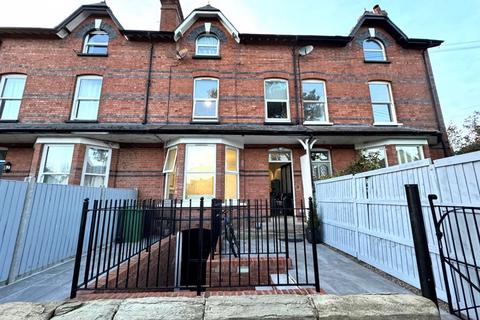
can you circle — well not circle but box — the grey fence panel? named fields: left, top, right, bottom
left=0, top=180, right=28, bottom=283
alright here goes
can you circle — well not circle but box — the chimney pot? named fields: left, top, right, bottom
left=373, top=4, right=382, bottom=14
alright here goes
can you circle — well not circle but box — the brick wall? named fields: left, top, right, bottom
left=1, top=146, right=33, bottom=180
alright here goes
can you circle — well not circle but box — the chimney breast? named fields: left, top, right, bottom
left=160, top=0, right=183, bottom=31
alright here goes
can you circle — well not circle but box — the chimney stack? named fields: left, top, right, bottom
left=160, top=0, right=183, bottom=31
left=373, top=4, right=382, bottom=14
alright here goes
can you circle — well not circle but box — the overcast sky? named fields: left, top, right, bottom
left=1, top=0, right=479, bottom=126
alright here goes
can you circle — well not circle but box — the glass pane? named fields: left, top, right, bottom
left=164, top=148, right=177, bottom=172
left=312, top=163, right=331, bottom=180
left=185, top=173, right=214, bottom=198
left=372, top=103, right=392, bottom=122
left=265, top=81, right=287, bottom=100
left=364, top=50, right=385, bottom=61
left=42, top=174, right=69, bottom=185
left=194, top=101, right=217, bottom=117
left=195, top=79, right=218, bottom=99
left=43, top=145, right=74, bottom=174
left=304, top=102, right=325, bottom=122
left=78, top=78, right=102, bottom=99
left=0, top=150, right=6, bottom=161
left=363, top=39, right=382, bottom=50
left=397, top=146, right=422, bottom=164
left=269, top=151, right=291, bottom=162
left=369, top=83, right=391, bottom=103
left=185, top=145, right=216, bottom=172
left=267, top=102, right=287, bottom=119
left=75, top=100, right=99, bottom=120
left=83, top=175, right=106, bottom=187
left=311, top=151, right=329, bottom=162
left=85, top=148, right=109, bottom=174
left=1, top=77, right=26, bottom=98
left=89, top=33, right=109, bottom=45
left=226, top=148, right=238, bottom=171
left=362, top=148, right=386, bottom=168
left=87, top=46, right=108, bottom=55
left=197, top=36, right=218, bottom=46
left=225, top=173, right=238, bottom=199
left=165, top=172, right=176, bottom=199
left=1, top=100, right=21, bottom=120
left=197, top=46, right=218, bottom=55
left=302, top=82, right=325, bottom=101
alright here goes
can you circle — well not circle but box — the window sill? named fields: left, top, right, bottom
left=190, top=119, right=219, bottom=124
left=373, top=122, right=403, bottom=126
left=264, top=120, right=292, bottom=125
left=192, top=55, right=221, bottom=60
left=77, top=53, right=108, bottom=57
left=364, top=60, right=391, bottom=64
left=0, top=119, right=19, bottom=123
left=303, top=121, right=334, bottom=126
left=65, top=120, right=99, bottom=123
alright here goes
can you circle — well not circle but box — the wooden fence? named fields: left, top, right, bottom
left=0, top=179, right=137, bottom=284
left=315, top=151, right=480, bottom=302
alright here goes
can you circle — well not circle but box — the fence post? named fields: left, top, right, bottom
left=197, top=197, right=204, bottom=296
left=405, top=184, right=438, bottom=307
left=308, top=197, right=320, bottom=292
left=70, top=198, right=90, bottom=299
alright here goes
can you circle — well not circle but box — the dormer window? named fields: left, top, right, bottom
left=363, top=39, right=386, bottom=62
left=83, top=30, right=109, bottom=55
left=196, top=35, right=219, bottom=56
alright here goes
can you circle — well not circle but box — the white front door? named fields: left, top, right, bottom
left=300, top=154, right=312, bottom=207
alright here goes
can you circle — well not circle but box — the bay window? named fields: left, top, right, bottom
left=368, top=82, right=396, bottom=124
left=264, top=79, right=290, bottom=122
left=71, top=75, right=103, bottom=121
left=0, top=74, right=27, bottom=121
left=193, top=78, right=219, bottom=120
left=397, top=145, right=424, bottom=164
left=225, top=147, right=239, bottom=200
left=302, top=80, right=328, bottom=123
left=38, top=145, right=74, bottom=185
left=81, top=146, right=111, bottom=187
left=163, top=147, right=178, bottom=199
left=184, top=145, right=216, bottom=200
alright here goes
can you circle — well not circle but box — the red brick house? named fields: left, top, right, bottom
left=0, top=1, right=449, bottom=206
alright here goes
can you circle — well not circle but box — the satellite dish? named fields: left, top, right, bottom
left=176, top=48, right=188, bottom=60
left=298, top=45, right=314, bottom=56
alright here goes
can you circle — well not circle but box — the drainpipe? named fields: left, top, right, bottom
left=143, top=34, right=154, bottom=125
left=292, top=41, right=300, bottom=125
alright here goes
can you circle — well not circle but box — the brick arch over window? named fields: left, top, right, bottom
left=74, top=21, right=118, bottom=40
left=186, top=25, right=228, bottom=43
left=355, top=30, right=391, bottom=47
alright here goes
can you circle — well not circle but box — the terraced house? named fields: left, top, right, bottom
left=0, top=1, right=449, bottom=207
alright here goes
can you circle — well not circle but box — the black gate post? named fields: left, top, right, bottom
left=70, top=198, right=89, bottom=299
left=196, top=197, right=205, bottom=296
left=308, top=197, right=320, bottom=292
left=405, top=184, right=438, bottom=307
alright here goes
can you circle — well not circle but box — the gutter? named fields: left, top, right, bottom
left=143, top=34, right=154, bottom=124
left=292, top=43, right=300, bottom=125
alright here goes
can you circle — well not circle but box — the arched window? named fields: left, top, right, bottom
left=196, top=35, right=219, bottom=56
left=363, top=39, right=386, bottom=61
left=83, top=30, right=109, bottom=55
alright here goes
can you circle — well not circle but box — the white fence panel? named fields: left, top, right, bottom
left=315, top=151, right=480, bottom=302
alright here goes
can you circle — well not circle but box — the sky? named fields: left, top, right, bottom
left=0, top=0, right=478, bottom=127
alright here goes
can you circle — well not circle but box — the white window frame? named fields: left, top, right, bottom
left=311, top=149, right=333, bottom=179
left=361, top=146, right=388, bottom=168
left=363, top=38, right=386, bottom=61
left=368, top=81, right=398, bottom=125
left=264, top=79, right=291, bottom=123
left=70, top=75, right=103, bottom=121
left=183, top=144, right=217, bottom=200
left=195, top=34, right=220, bottom=56
left=83, top=30, right=109, bottom=54
left=193, top=78, right=219, bottom=121
left=302, top=79, right=330, bottom=125
left=163, top=146, right=178, bottom=199
left=225, top=146, right=239, bottom=200
left=396, top=145, right=424, bottom=164
left=80, top=146, right=112, bottom=187
left=0, top=74, right=27, bottom=121
left=37, top=144, right=74, bottom=185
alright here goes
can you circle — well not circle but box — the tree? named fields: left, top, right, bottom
left=447, top=111, right=480, bottom=154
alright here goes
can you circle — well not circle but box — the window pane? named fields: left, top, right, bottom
left=1, top=77, right=26, bottom=98
left=362, top=148, right=387, bottom=168
left=185, top=173, right=214, bottom=198
left=89, top=33, right=109, bottom=44
left=165, top=172, right=176, bottom=199
left=363, top=40, right=382, bottom=50
left=85, top=148, right=109, bottom=174
left=164, top=148, right=177, bottom=172
left=269, top=151, right=291, bottom=162
left=198, top=36, right=218, bottom=46
left=311, top=151, right=329, bottom=162
left=194, top=101, right=217, bottom=117
left=195, top=79, right=218, bottom=99
left=43, top=145, right=74, bottom=174
left=42, top=174, right=69, bottom=185
left=1, top=100, right=21, bottom=120
left=369, top=83, right=391, bottom=103
left=372, top=103, right=392, bottom=122
left=265, top=81, right=287, bottom=100
left=186, top=145, right=216, bottom=172
left=75, top=100, right=100, bottom=120
left=83, top=175, right=106, bottom=187
left=312, top=163, right=331, bottom=180
left=87, top=46, right=108, bottom=55
left=397, top=146, right=422, bottom=164
left=302, top=82, right=325, bottom=101
left=0, top=150, right=6, bottom=160
left=197, top=46, right=218, bottom=55
left=225, top=173, right=238, bottom=199
left=304, top=102, right=326, bottom=122
left=364, top=51, right=385, bottom=61
left=267, top=102, right=287, bottom=119
left=78, top=78, right=102, bottom=99
left=226, top=148, right=238, bottom=171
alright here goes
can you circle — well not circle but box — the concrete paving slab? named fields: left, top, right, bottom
left=114, top=297, right=205, bottom=320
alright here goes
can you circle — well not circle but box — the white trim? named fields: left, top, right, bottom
left=303, top=121, right=334, bottom=125
left=193, top=78, right=219, bottom=120
left=71, top=75, right=103, bottom=121
left=301, top=79, right=329, bottom=123
left=174, top=11, right=240, bottom=43
left=0, top=74, right=27, bottom=120
left=195, top=34, right=220, bottom=56
left=225, top=146, right=240, bottom=200
left=355, top=139, right=428, bottom=150
left=163, top=146, right=178, bottom=173
left=0, top=147, right=8, bottom=150
left=80, top=146, right=112, bottom=187
left=368, top=81, right=397, bottom=124
left=35, top=137, right=119, bottom=149
left=82, top=30, right=109, bottom=54
left=183, top=144, right=217, bottom=200
left=264, top=79, right=291, bottom=123
left=37, top=144, right=74, bottom=184
left=363, top=38, right=386, bottom=61
left=166, top=138, right=244, bottom=149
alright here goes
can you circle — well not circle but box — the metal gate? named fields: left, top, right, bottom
left=429, top=195, right=480, bottom=319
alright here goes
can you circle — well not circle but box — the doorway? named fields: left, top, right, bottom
left=268, top=149, right=294, bottom=215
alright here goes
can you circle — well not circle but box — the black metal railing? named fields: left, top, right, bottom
left=429, top=195, right=480, bottom=320
left=71, top=197, right=320, bottom=298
